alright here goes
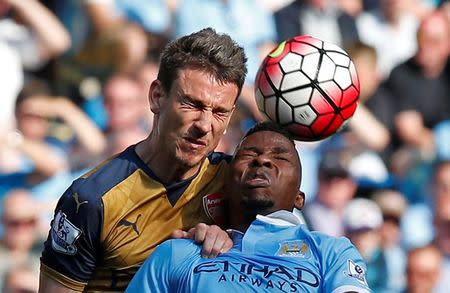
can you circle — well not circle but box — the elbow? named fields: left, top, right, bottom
left=86, top=139, right=107, bottom=156
left=40, top=159, right=68, bottom=178
left=370, top=132, right=391, bottom=152
left=50, top=34, right=72, bottom=57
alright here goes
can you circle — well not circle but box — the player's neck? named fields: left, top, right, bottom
left=228, top=212, right=257, bottom=233
left=135, top=137, right=202, bottom=184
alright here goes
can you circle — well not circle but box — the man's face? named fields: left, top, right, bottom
left=150, top=68, right=238, bottom=168
left=416, top=15, right=450, bottom=71
left=407, top=248, right=442, bottom=293
left=104, top=78, right=143, bottom=131
left=226, top=131, right=302, bottom=215
left=2, top=192, right=38, bottom=251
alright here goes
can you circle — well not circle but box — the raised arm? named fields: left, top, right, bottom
left=21, top=96, right=107, bottom=156
left=348, top=104, right=391, bottom=151
left=7, top=0, right=71, bottom=60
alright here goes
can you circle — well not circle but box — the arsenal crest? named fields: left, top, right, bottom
left=203, top=193, right=225, bottom=226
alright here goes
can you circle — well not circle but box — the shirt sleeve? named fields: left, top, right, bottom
left=40, top=181, right=103, bottom=291
left=322, top=237, right=372, bottom=293
left=125, top=240, right=174, bottom=293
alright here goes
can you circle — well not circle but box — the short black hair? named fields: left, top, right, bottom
left=158, top=28, right=247, bottom=98
left=243, top=121, right=296, bottom=146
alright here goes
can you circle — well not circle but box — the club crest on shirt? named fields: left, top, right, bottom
left=276, top=240, right=311, bottom=258
left=202, top=193, right=225, bottom=226
left=51, top=210, right=82, bottom=255
left=344, top=260, right=367, bottom=285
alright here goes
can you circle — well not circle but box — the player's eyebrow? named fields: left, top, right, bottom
left=181, top=93, right=232, bottom=113
left=241, top=146, right=291, bottom=154
left=271, top=146, right=290, bottom=154
left=241, top=146, right=260, bottom=153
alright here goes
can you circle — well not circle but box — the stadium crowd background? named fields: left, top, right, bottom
left=0, top=0, right=449, bottom=292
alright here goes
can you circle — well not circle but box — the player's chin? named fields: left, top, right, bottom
left=176, top=152, right=208, bottom=168
left=241, top=195, right=274, bottom=214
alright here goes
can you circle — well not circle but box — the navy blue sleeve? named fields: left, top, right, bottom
left=40, top=180, right=103, bottom=284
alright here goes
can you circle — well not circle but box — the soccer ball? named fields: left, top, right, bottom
left=255, top=36, right=360, bottom=141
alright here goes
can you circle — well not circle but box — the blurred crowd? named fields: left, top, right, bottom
left=0, top=0, right=449, bottom=292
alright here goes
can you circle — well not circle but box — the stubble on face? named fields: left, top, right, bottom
left=163, top=69, right=238, bottom=170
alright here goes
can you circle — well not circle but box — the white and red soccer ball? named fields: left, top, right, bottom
left=255, top=35, right=360, bottom=141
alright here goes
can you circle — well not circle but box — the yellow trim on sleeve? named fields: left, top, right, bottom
left=40, top=263, right=87, bottom=292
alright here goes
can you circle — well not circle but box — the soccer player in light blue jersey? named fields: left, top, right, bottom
left=126, top=122, right=372, bottom=293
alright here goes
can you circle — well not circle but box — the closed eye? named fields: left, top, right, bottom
left=274, top=156, right=290, bottom=161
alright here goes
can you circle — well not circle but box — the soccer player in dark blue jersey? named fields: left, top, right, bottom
left=127, top=122, right=372, bottom=293
left=39, top=28, right=247, bottom=293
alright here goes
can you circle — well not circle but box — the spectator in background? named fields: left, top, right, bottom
left=441, top=0, right=450, bottom=22
left=404, top=244, right=443, bottom=293
left=101, top=74, right=150, bottom=157
left=401, top=160, right=450, bottom=250
left=338, top=0, right=364, bottom=17
left=356, top=0, right=420, bottom=78
left=373, top=189, right=408, bottom=292
left=387, top=11, right=450, bottom=161
left=304, top=150, right=357, bottom=237
left=0, top=0, right=71, bottom=131
left=433, top=160, right=450, bottom=292
left=346, top=42, right=394, bottom=159
left=172, top=0, right=277, bottom=121
left=77, top=0, right=149, bottom=74
left=0, top=189, right=42, bottom=290
left=51, top=0, right=149, bottom=104
left=343, top=198, right=388, bottom=292
left=275, top=0, right=360, bottom=50
left=0, top=80, right=106, bottom=197
left=2, top=263, right=40, bottom=293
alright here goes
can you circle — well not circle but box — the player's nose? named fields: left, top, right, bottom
left=251, top=154, right=273, bottom=168
left=193, top=110, right=213, bottom=134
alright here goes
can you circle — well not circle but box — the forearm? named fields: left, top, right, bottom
left=18, top=137, right=67, bottom=177
left=10, top=0, right=71, bottom=58
left=348, top=104, right=390, bottom=151
left=85, top=2, right=123, bottom=33
left=56, top=99, right=106, bottom=155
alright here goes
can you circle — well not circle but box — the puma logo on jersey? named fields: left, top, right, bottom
left=72, top=193, right=88, bottom=214
left=118, top=214, right=142, bottom=235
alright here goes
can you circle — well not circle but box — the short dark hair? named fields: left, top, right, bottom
left=158, top=28, right=247, bottom=98
left=243, top=121, right=296, bottom=146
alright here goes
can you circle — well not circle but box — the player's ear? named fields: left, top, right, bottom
left=224, top=105, right=236, bottom=133
left=149, top=80, right=165, bottom=114
left=294, top=191, right=305, bottom=210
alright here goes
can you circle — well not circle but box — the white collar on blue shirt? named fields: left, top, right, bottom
left=256, top=210, right=304, bottom=227
left=230, top=210, right=305, bottom=242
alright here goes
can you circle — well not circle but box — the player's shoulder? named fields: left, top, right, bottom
left=207, top=151, right=232, bottom=165
left=155, top=239, right=201, bottom=263
left=308, top=230, right=355, bottom=252
left=70, top=146, right=142, bottom=202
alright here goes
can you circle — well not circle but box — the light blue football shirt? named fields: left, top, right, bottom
left=126, top=211, right=372, bottom=293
